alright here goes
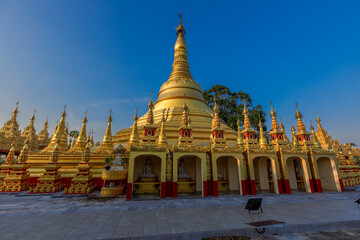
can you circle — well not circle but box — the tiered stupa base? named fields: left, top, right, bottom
left=0, top=164, right=30, bottom=192
left=0, top=164, right=11, bottom=186
left=63, top=162, right=96, bottom=194
left=29, top=163, right=62, bottom=193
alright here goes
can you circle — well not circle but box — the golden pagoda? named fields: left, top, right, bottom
left=64, top=142, right=96, bottom=194
left=0, top=103, right=49, bottom=154
left=29, top=140, right=62, bottom=193
left=20, top=14, right=347, bottom=199
left=0, top=141, right=30, bottom=192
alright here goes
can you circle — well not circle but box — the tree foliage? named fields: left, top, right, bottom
left=204, top=84, right=267, bottom=132
left=69, top=130, right=80, bottom=138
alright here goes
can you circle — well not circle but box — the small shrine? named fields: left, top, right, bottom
left=100, top=152, right=128, bottom=196
left=134, top=157, right=160, bottom=194
left=177, top=158, right=195, bottom=193
left=64, top=142, right=96, bottom=194
left=0, top=141, right=30, bottom=192
left=0, top=142, right=16, bottom=186
left=29, top=141, right=61, bottom=193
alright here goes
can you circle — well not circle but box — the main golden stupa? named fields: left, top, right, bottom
left=0, top=14, right=358, bottom=199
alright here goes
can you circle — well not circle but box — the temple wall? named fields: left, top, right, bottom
left=287, top=159, right=297, bottom=189
left=254, top=158, right=270, bottom=190
left=227, top=157, right=239, bottom=191
left=317, top=158, right=337, bottom=191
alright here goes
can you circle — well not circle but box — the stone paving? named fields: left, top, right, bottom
left=0, top=191, right=359, bottom=239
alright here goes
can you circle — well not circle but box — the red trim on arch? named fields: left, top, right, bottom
left=339, top=179, right=344, bottom=192
left=212, top=180, right=218, bottom=196
left=277, top=179, right=283, bottom=194
left=126, top=183, right=132, bottom=200
left=309, top=179, right=315, bottom=193
left=160, top=182, right=166, bottom=198
left=203, top=181, right=208, bottom=197
left=250, top=180, right=256, bottom=195
left=172, top=182, right=178, bottom=198
left=316, top=179, right=323, bottom=193
left=241, top=180, right=248, bottom=195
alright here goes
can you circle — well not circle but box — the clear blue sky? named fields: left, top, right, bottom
left=0, top=0, right=359, bottom=144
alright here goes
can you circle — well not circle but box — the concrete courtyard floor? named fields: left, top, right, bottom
left=0, top=191, right=360, bottom=240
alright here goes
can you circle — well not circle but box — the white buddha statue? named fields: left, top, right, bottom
left=139, top=157, right=157, bottom=181
left=178, top=158, right=191, bottom=181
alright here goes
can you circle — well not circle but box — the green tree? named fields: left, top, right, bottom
left=69, top=130, right=79, bottom=138
left=204, top=84, right=267, bottom=132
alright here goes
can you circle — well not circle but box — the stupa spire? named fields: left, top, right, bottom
left=158, top=109, right=168, bottom=147
left=270, top=101, right=279, bottom=130
left=211, top=98, right=221, bottom=130
left=243, top=102, right=251, bottom=129
left=316, top=113, right=323, bottom=130
left=291, top=120, right=300, bottom=148
left=43, top=105, right=68, bottom=152
left=70, top=110, right=88, bottom=152
left=97, top=109, right=113, bottom=152
left=236, top=119, right=244, bottom=146
left=38, top=116, right=49, bottom=141
left=279, top=117, right=289, bottom=142
left=181, top=95, right=190, bottom=126
left=16, top=140, right=29, bottom=164
left=146, top=92, right=154, bottom=125
left=258, top=117, right=267, bottom=149
left=129, top=107, right=139, bottom=146
left=310, top=120, right=322, bottom=149
left=168, top=12, right=193, bottom=82
left=295, top=103, right=306, bottom=131
left=4, top=142, right=16, bottom=164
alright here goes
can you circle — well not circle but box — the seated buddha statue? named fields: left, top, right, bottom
left=217, top=172, right=224, bottom=181
left=139, top=157, right=157, bottom=182
left=178, top=158, right=191, bottom=181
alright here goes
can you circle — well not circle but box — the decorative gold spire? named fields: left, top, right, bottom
left=49, top=140, right=60, bottom=163
left=154, top=13, right=208, bottom=113
left=316, top=113, right=323, bottom=130
left=181, top=95, right=190, bottom=126
left=236, top=118, right=244, bottom=146
left=270, top=101, right=279, bottom=130
left=90, top=130, right=94, bottom=146
left=81, top=142, right=91, bottom=163
left=243, top=102, right=251, bottom=129
left=146, top=92, right=154, bottom=125
left=22, top=109, right=37, bottom=143
left=129, top=107, right=139, bottom=146
left=2, top=102, right=21, bottom=138
left=16, top=140, right=29, bottom=164
left=43, top=105, right=68, bottom=152
left=158, top=109, right=168, bottom=147
left=97, top=109, right=113, bottom=152
left=38, top=116, right=49, bottom=141
left=295, top=103, right=306, bottom=131
left=310, top=120, right=322, bottom=149
left=291, top=121, right=300, bottom=148
left=5, top=142, right=16, bottom=164
left=279, top=117, right=289, bottom=142
left=71, top=110, right=88, bottom=152
left=211, top=98, right=221, bottom=130
left=258, top=117, right=267, bottom=149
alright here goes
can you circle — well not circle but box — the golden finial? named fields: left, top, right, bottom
left=134, top=107, right=138, bottom=121
left=176, top=12, right=185, bottom=36
left=61, top=104, right=67, bottom=117
left=310, top=120, right=314, bottom=130
left=108, top=108, right=113, bottom=122
left=83, top=110, right=88, bottom=123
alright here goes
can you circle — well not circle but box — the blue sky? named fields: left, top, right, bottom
left=0, top=1, right=359, bottom=144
